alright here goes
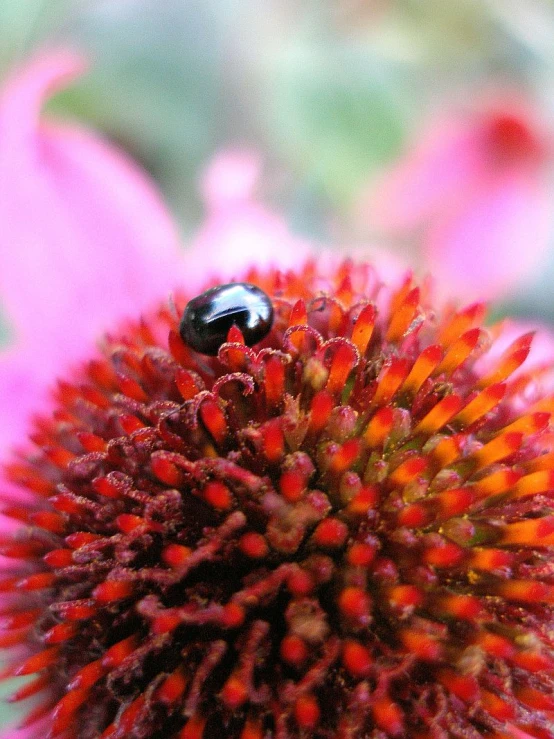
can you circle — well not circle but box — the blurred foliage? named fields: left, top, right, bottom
left=267, top=39, right=404, bottom=205
left=2, top=1, right=552, bottom=224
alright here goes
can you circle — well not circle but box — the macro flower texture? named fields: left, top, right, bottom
left=1, top=53, right=554, bottom=739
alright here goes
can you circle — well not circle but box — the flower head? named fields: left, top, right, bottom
left=369, top=99, right=553, bottom=301
left=1, top=258, right=554, bottom=738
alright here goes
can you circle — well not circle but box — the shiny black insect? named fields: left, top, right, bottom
left=179, top=282, right=274, bottom=355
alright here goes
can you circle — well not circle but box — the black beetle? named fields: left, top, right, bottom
left=179, top=282, right=274, bottom=355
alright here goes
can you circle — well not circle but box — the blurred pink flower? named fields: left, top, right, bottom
left=188, top=149, right=309, bottom=283
left=370, top=100, right=553, bottom=301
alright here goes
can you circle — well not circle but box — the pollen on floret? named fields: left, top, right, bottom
left=373, top=696, right=404, bottom=736
left=342, top=640, right=372, bottom=676
left=338, top=586, right=372, bottom=622
left=92, top=579, right=134, bottom=603
left=221, top=674, right=248, bottom=709
left=203, top=480, right=233, bottom=509
left=286, top=567, right=315, bottom=597
left=280, top=634, right=309, bottom=666
left=157, top=668, right=188, bottom=704
left=162, top=543, right=193, bottom=568
left=346, top=541, right=376, bottom=567
left=279, top=469, right=307, bottom=502
left=312, top=517, right=348, bottom=548
left=221, top=602, right=245, bottom=628
left=294, top=694, right=320, bottom=729
left=2, top=260, right=554, bottom=739
left=240, top=719, right=264, bottom=739
left=238, top=531, right=269, bottom=558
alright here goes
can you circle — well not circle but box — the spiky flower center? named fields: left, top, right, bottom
left=1, top=261, right=554, bottom=739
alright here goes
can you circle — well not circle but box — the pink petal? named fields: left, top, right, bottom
left=370, top=119, right=482, bottom=232
left=1, top=713, right=53, bottom=739
left=0, top=51, right=184, bottom=453
left=426, top=169, right=552, bottom=301
left=0, top=350, right=49, bottom=460
left=368, top=101, right=552, bottom=302
left=189, top=203, right=309, bottom=280
left=200, top=150, right=262, bottom=209
left=0, top=52, right=183, bottom=354
left=187, top=150, right=310, bottom=283
left=1, top=728, right=32, bottom=739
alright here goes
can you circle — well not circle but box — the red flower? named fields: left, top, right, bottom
left=1, top=260, right=554, bottom=738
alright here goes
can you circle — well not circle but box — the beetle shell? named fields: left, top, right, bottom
left=179, top=282, right=274, bottom=355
